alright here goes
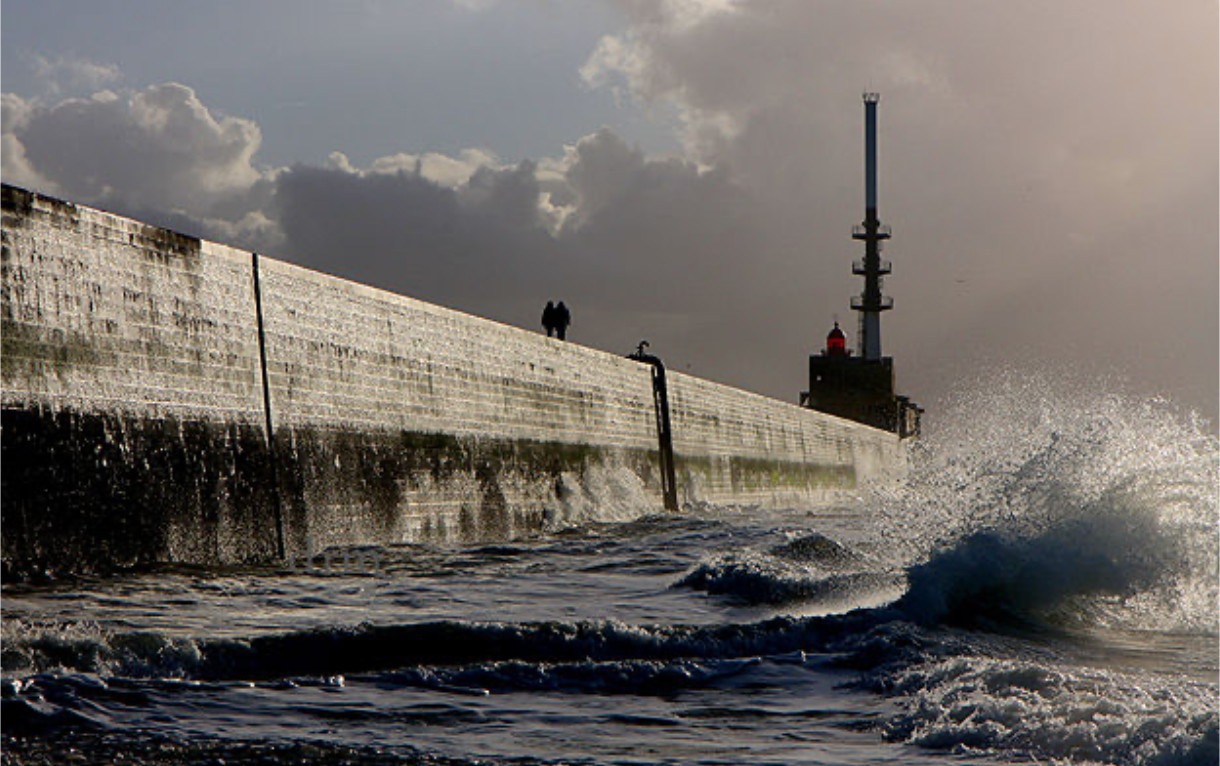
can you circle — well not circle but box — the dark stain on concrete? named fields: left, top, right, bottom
left=2, top=185, right=37, bottom=227
left=1, top=406, right=280, bottom=580
left=2, top=185, right=80, bottom=230
left=475, top=460, right=511, bottom=538
left=135, top=224, right=201, bottom=262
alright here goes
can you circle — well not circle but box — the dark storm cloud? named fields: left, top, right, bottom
left=269, top=128, right=791, bottom=373
left=271, top=159, right=564, bottom=315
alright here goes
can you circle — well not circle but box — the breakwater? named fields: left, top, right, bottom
left=1, top=185, right=904, bottom=574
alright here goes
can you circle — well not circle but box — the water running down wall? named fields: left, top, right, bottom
left=1, top=185, right=904, bottom=575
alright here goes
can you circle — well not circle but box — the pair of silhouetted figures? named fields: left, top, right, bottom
left=541, top=301, right=571, bottom=340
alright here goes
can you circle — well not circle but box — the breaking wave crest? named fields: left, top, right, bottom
left=2, top=614, right=876, bottom=682
left=857, top=372, right=1220, bottom=765
left=894, top=499, right=1187, bottom=629
left=870, top=371, right=1218, bottom=633
left=673, top=552, right=897, bottom=607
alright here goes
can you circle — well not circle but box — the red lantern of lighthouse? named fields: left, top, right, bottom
left=826, top=322, right=847, bottom=356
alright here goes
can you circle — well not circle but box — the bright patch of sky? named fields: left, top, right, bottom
left=1, top=0, right=683, bottom=168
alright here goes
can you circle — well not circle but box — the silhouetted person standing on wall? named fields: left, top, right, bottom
left=542, top=301, right=556, bottom=337
left=555, top=301, right=571, bottom=341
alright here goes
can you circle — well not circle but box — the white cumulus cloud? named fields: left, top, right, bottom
left=29, top=54, right=121, bottom=96
left=5, top=83, right=265, bottom=215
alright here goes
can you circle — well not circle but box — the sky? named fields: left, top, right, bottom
left=3, top=0, right=1217, bottom=429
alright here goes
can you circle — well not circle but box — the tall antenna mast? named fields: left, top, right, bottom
left=851, top=93, right=892, bottom=360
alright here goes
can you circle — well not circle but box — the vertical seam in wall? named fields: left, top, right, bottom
left=252, top=252, right=286, bottom=559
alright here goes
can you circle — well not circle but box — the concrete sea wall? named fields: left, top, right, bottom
left=1, top=185, right=904, bottom=574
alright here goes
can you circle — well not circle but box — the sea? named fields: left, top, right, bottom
left=3, top=376, right=1217, bottom=765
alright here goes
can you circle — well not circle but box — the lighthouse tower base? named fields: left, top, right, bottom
left=802, top=354, right=921, bottom=438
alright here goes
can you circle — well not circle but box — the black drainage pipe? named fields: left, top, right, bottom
left=629, top=342, right=679, bottom=512
left=252, top=252, right=286, bottom=559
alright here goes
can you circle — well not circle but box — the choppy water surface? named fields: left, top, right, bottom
left=3, top=378, right=1217, bottom=765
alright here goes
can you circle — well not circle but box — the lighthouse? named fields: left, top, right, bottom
left=801, top=93, right=921, bottom=438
